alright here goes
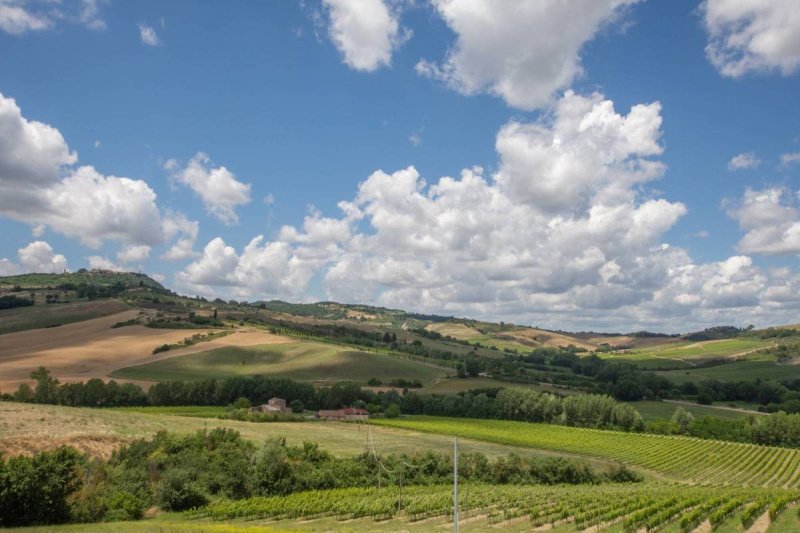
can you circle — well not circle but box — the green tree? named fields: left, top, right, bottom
left=30, top=367, right=59, bottom=404
left=13, top=383, right=34, bottom=403
left=289, top=400, right=304, bottom=413
left=671, top=407, right=695, bottom=434
left=384, top=404, right=401, bottom=418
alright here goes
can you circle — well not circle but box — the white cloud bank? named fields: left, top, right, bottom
left=0, top=92, right=198, bottom=263
left=0, top=0, right=106, bottom=35
left=728, top=187, right=800, bottom=255
left=323, top=0, right=405, bottom=72
left=703, top=0, right=800, bottom=77
left=0, top=241, right=68, bottom=275
left=176, top=91, right=800, bottom=330
left=417, top=0, right=640, bottom=110
left=0, top=1, right=50, bottom=35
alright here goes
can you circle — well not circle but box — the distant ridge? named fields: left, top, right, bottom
left=0, top=269, right=166, bottom=291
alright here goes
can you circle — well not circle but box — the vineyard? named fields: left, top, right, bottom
left=372, top=417, right=800, bottom=488
left=194, top=483, right=799, bottom=531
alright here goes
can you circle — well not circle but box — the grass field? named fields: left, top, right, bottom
left=0, top=403, right=623, bottom=470
left=0, top=299, right=131, bottom=335
left=422, top=377, right=573, bottom=395
left=110, top=405, right=227, bottom=418
left=656, top=359, right=800, bottom=384
left=374, top=416, right=800, bottom=487
left=603, top=338, right=775, bottom=370
left=629, top=400, right=761, bottom=421
left=111, top=341, right=452, bottom=384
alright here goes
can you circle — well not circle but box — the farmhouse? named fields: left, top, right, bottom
left=317, top=407, right=369, bottom=421
left=249, top=397, right=287, bottom=414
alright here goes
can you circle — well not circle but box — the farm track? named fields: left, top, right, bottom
left=663, top=399, right=766, bottom=416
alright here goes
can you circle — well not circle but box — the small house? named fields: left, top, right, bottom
left=249, top=397, right=287, bottom=414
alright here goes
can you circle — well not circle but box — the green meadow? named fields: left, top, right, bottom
left=111, top=340, right=452, bottom=384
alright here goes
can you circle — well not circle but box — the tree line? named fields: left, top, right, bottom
left=6, top=368, right=644, bottom=432
left=649, top=406, right=800, bottom=448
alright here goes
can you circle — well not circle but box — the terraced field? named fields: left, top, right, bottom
left=112, top=340, right=452, bottom=384
left=374, top=416, right=800, bottom=488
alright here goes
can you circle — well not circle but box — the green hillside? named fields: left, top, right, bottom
left=111, top=341, right=452, bottom=384
left=0, top=269, right=166, bottom=291
left=0, top=299, right=131, bottom=335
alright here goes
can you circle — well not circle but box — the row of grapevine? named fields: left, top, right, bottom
left=193, top=483, right=800, bottom=531
left=373, top=416, right=800, bottom=487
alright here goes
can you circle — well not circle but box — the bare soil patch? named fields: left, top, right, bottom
left=504, top=327, right=596, bottom=351
left=0, top=312, right=292, bottom=390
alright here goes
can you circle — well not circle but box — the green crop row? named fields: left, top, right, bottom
left=194, top=483, right=798, bottom=531
left=373, top=416, right=800, bottom=487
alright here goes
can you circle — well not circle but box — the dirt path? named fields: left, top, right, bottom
left=652, top=354, right=696, bottom=367
left=663, top=399, right=766, bottom=416
left=746, top=511, right=770, bottom=533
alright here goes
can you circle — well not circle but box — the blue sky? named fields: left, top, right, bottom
left=1, top=0, right=799, bottom=332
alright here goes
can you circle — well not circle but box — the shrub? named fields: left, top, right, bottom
left=104, top=490, right=147, bottom=521
left=0, top=447, right=83, bottom=527
left=232, top=397, right=251, bottom=409
left=155, top=469, right=208, bottom=511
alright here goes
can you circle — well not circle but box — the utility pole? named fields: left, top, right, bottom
left=454, top=437, right=459, bottom=533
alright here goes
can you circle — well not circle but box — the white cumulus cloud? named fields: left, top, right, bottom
left=0, top=93, right=165, bottom=248
left=161, top=211, right=200, bottom=261
left=0, top=241, right=68, bottom=274
left=0, top=2, right=50, bottom=35
left=780, top=152, right=800, bottom=168
left=0, top=0, right=107, bottom=35
left=0, top=92, right=77, bottom=187
left=178, top=92, right=723, bottom=327
left=703, top=0, right=800, bottom=77
left=0, top=92, right=203, bottom=265
left=87, top=255, right=126, bottom=272
left=417, top=0, right=640, bottom=110
left=138, top=23, right=161, bottom=46
left=323, top=0, right=405, bottom=72
left=117, top=244, right=151, bottom=264
left=178, top=91, right=800, bottom=329
left=168, top=153, right=252, bottom=225
left=728, top=187, right=800, bottom=255
left=728, top=152, right=760, bottom=170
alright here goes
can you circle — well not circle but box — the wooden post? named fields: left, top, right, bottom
left=454, top=437, right=459, bottom=533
